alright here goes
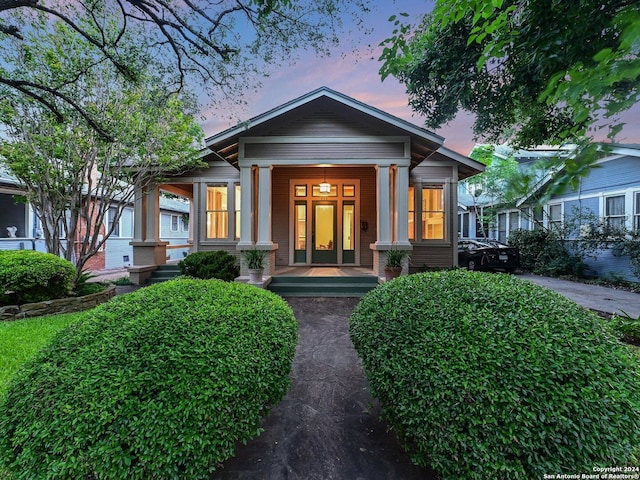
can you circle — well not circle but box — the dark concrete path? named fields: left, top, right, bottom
left=212, top=297, right=435, bottom=480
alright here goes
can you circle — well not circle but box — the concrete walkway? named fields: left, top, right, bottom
left=519, top=273, right=640, bottom=318
left=213, top=297, right=434, bottom=480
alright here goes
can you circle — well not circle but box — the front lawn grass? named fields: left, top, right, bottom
left=0, top=312, right=83, bottom=395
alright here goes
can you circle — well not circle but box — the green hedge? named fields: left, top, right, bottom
left=350, top=270, right=640, bottom=479
left=178, top=250, right=239, bottom=281
left=0, top=279, right=297, bottom=479
left=0, top=250, right=75, bottom=306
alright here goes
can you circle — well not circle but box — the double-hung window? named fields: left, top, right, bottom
left=634, top=192, right=640, bottom=231
left=605, top=195, right=626, bottom=231
left=206, top=186, right=229, bottom=239
left=170, top=215, right=180, bottom=232
left=548, top=204, right=562, bottom=231
left=107, top=207, right=120, bottom=237
left=421, top=186, right=445, bottom=240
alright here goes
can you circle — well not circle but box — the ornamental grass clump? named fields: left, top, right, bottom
left=0, top=250, right=75, bottom=305
left=0, top=279, right=297, bottom=480
left=349, top=270, right=640, bottom=479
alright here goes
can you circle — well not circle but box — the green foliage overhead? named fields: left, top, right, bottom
left=178, top=250, right=240, bottom=281
left=379, top=1, right=639, bottom=148
left=0, top=19, right=205, bottom=282
left=350, top=270, right=640, bottom=478
left=0, top=0, right=371, bottom=135
left=0, top=250, right=75, bottom=306
left=0, top=279, right=298, bottom=479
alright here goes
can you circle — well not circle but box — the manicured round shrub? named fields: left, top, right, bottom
left=178, top=250, right=240, bottom=281
left=0, top=250, right=75, bottom=305
left=0, top=279, right=297, bottom=479
left=349, top=270, right=640, bottom=479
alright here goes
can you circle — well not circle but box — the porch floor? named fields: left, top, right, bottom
left=273, top=266, right=376, bottom=277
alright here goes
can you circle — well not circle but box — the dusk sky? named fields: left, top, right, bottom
left=201, top=0, right=639, bottom=157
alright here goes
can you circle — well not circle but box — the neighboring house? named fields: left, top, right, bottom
left=459, top=143, right=640, bottom=281
left=0, top=164, right=191, bottom=270
left=128, top=87, right=484, bottom=283
left=0, top=165, right=47, bottom=253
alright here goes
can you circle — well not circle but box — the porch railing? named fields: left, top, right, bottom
left=0, top=238, right=36, bottom=251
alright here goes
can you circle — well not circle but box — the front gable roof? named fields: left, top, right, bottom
left=205, top=87, right=481, bottom=176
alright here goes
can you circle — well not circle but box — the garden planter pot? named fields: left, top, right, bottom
left=248, top=268, right=264, bottom=283
left=384, top=266, right=402, bottom=281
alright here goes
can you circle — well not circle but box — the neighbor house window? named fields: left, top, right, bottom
left=605, top=195, right=625, bottom=231
left=635, top=192, right=640, bottom=230
left=206, top=186, right=228, bottom=239
left=509, top=211, right=519, bottom=234
left=171, top=215, right=179, bottom=232
left=408, top=186, right=415, bottom=240
left=421, top=186, right=444, bottom=240
left=107, top=207, right=120, bottom=237
left=548, top=204, right=562, bottom=230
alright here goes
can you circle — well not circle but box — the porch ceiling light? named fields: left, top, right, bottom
left=319, top=167, right=331, bottom=194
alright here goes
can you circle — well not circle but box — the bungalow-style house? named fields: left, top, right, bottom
left=459, top=143, right=640, bottom=281
left=128, top=87, right=484, bottom=283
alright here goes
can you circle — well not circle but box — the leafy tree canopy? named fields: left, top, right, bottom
left=379, top=0, right=639, bottom=149
left=0, top=18, right=205, bottom=282
left=1, top=0, right=370, bottom=138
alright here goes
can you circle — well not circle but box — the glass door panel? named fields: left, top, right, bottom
left=343, top=203, right=355, bottom=263
left=312, top=202, right=337, bottom=263
left=294, top=202, right=307, bottom=263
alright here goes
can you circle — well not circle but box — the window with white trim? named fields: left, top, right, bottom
left=206, top=185, right=228, bottom=239
left=548, top=204, right=562, bottom=230
left=107, top=207, right=120, bottom=237
left=634, top=192, right=640, bottom=231
left=605, top=195, right=625, bottom=231
left=421, top=186, right=445, bottom=240
left=170, top=215, right=179, bottom=232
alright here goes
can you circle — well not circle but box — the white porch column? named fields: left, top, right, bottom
left=238, top=166, right=253, bottom=246
left=376, top=164, right=392, bottom=246
left=395, top=165, right=411, bottom=245
left=256, top=165, right=273, bottom=246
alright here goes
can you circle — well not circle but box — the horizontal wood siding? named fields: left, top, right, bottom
left=250, top=103, right=398, bottom=138
left=170, top=160, right=240, bottom=182
left=271, top=166, right=376, bottom=267
left=550, top=156, right=640, bottom=199
left=409, top=244, right=454, bottom=273
left=411, top=165, right=454, bottom=180
left=244, top=142, right=405, bottom=159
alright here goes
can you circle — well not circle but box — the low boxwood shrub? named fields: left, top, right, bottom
left=0, top=279, right=297, bottom=479
left=178, top=250, right=240, bottom=281
left=350, top=270, right=640, bottom=479
left=0, top=250, right=75, bottom=305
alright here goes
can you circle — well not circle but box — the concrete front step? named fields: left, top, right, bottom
left=147, top=264, right=181, bottom=284
left=268, top=275, right=379, bottom=297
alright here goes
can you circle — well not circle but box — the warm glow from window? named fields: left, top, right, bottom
left=234, top=184, right=241, bottom=239
left=206, top=186, right=228, bottom=239
left=408, top=186, right=415, bottom=240
left=295, top=204, right=306, bottom=250
left=422, top=186, right=444, bottom=240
